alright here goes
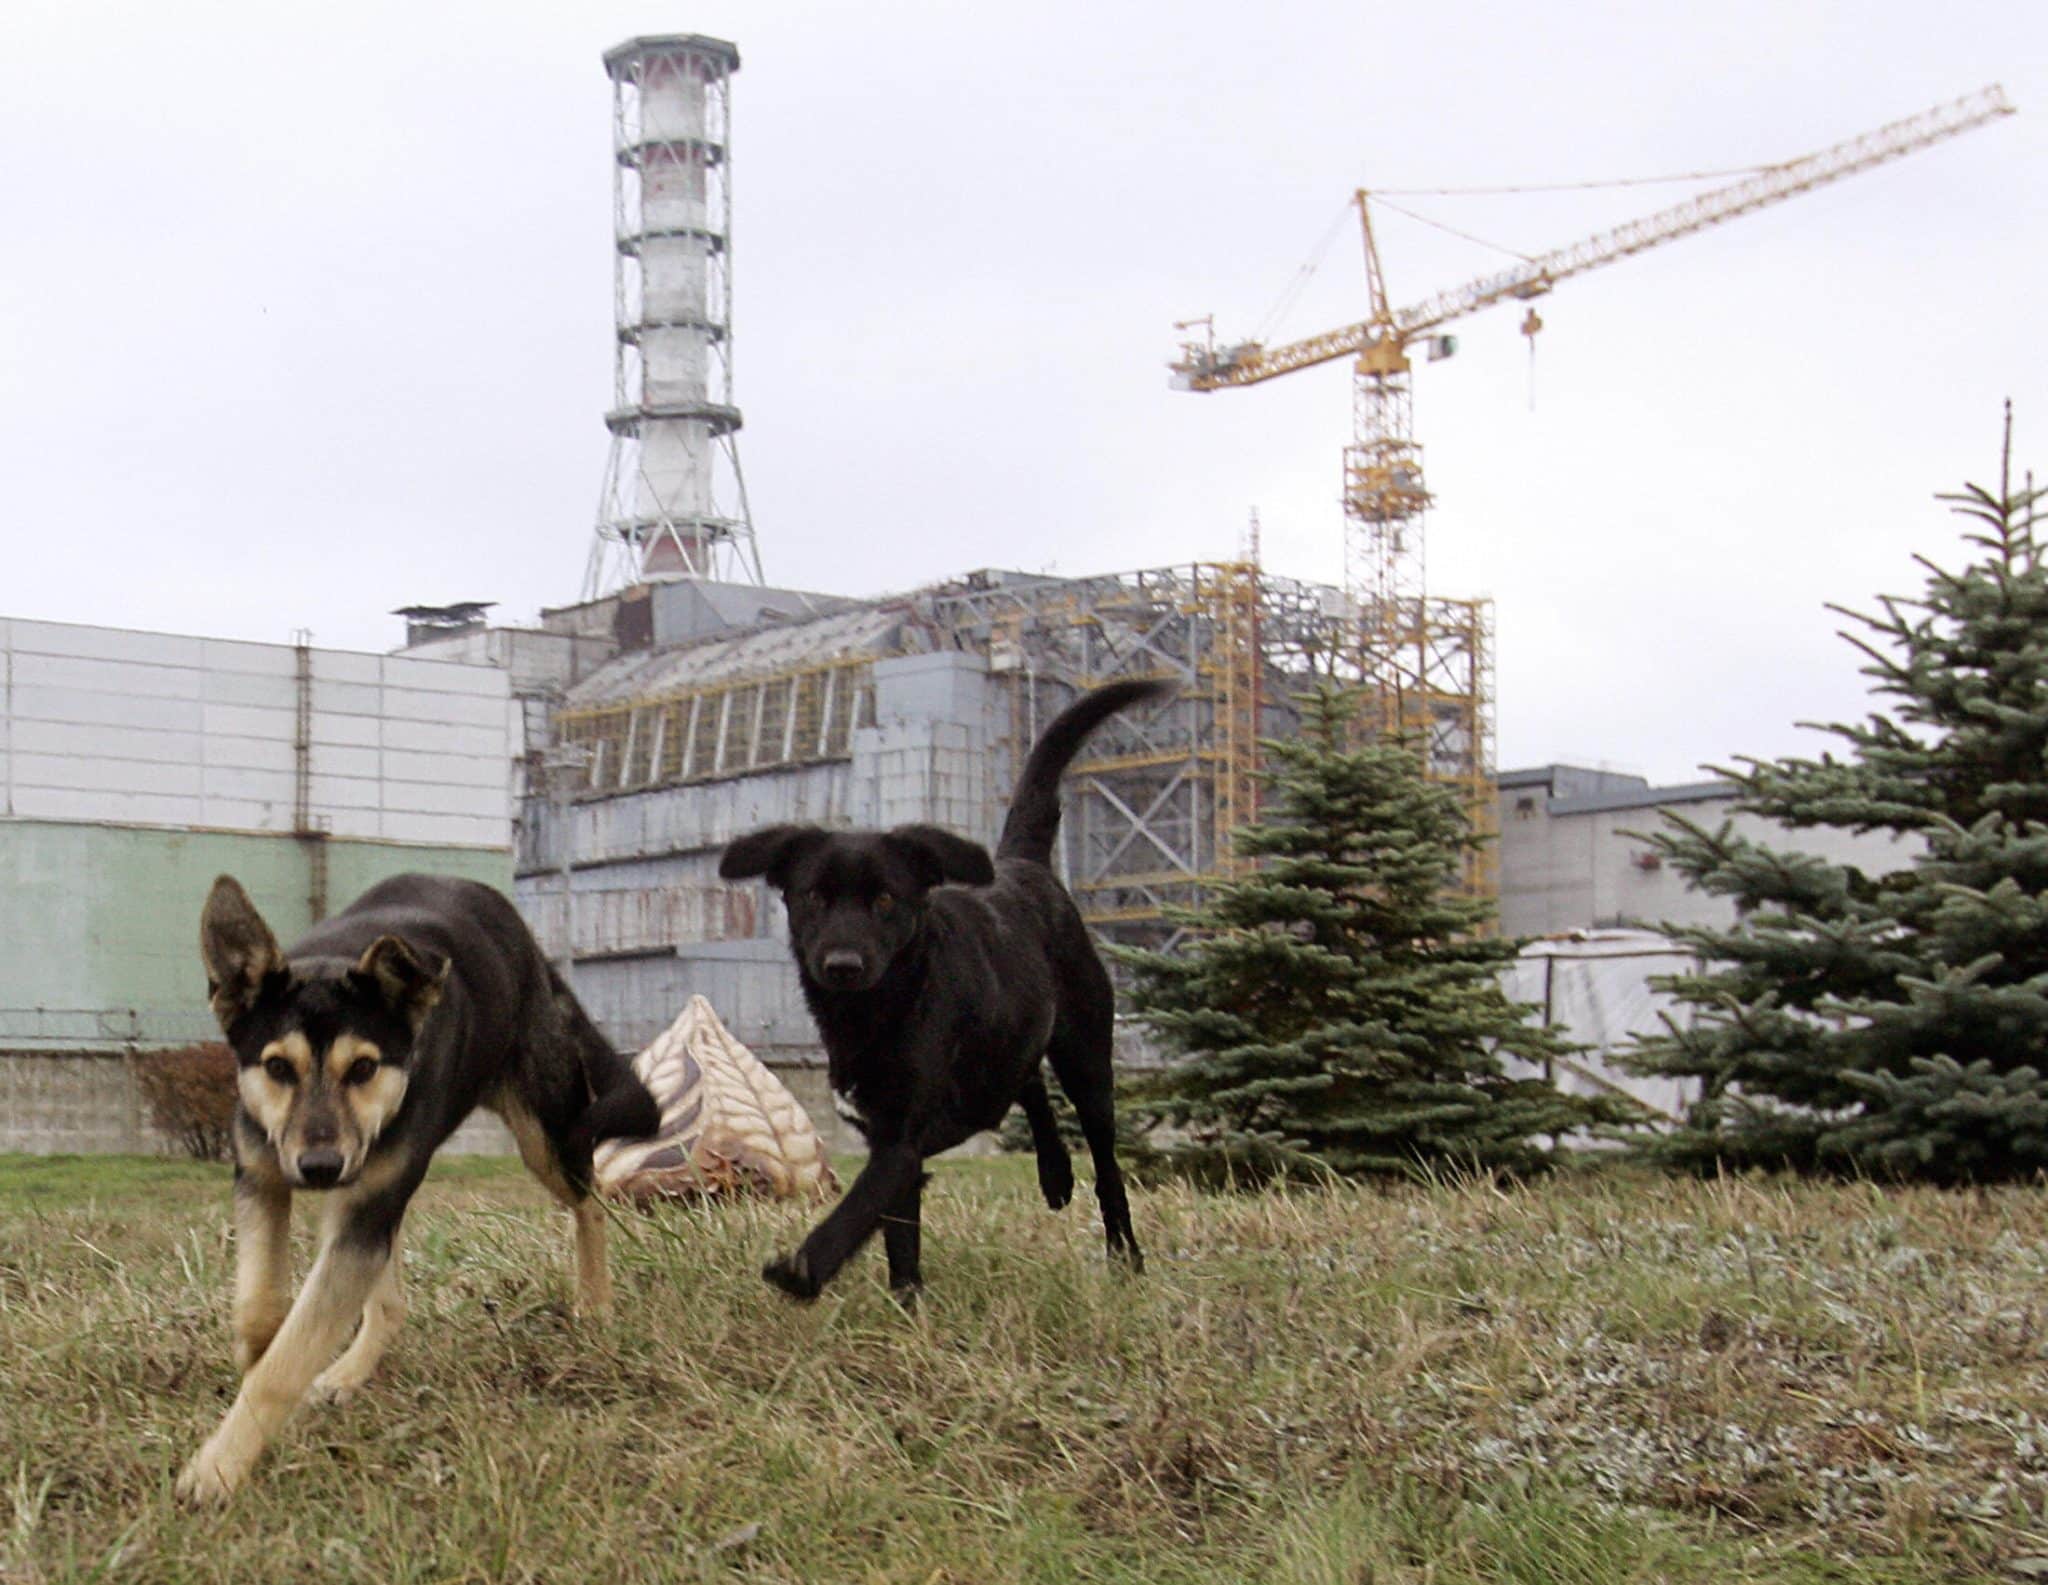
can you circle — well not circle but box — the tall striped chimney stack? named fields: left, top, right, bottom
left=585, top=35, right=761, bottom=597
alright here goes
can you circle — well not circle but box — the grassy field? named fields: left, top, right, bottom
left=0, top=1154, right=2044, bottom=1583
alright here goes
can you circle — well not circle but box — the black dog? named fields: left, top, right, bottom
left=177, top=873, right=658, bottom=1502
left=720, top=678, right=1171, bottom=1301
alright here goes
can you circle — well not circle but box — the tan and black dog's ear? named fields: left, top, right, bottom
left=885, top=824, right=996, bottom=890
left=200, top=875, right=286, bottom=1031
left=351, top=936, right=449, bottom=1031
left=719, top=823, right=830, bottom=890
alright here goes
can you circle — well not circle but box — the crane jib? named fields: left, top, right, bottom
left=1174, top=84, right=2013, bottom=389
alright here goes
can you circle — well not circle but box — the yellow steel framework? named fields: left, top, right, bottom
left=555, top=658, right=875, bottom=796
left=924, top=562, right=1360, bottom=948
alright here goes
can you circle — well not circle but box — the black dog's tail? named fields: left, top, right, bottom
left=550, top=965, right=661, bottom=1144
left=997, top=679, right=1177, bottom=866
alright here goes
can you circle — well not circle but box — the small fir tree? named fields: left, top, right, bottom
left=1120, top=684, right=1623, bottom=1183
left=1628, top=413, right=2048, bottom=1182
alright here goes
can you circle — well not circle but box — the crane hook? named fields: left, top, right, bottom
left=1521, top=308, right=1543, bottom=411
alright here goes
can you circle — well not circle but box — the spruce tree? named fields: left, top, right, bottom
left=1628, top=414, right=2048, bottom=1182
left=1120, top=684, right=1622, bottom=1184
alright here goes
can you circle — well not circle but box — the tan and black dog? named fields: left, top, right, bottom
left=176, top=873, right=656, bottom=1503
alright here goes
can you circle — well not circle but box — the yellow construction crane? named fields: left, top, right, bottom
left=1172, top=84, right=2014, bottom=895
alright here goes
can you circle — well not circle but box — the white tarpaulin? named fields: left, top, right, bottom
left=595, top=996, right=837, bottom=1202
left=1502, top=930, right=1699, bottom=1123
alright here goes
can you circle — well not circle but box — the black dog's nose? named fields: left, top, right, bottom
left=820, top=949, right=866, bottom=987
left=297, top=1148, right=344, bottom=1187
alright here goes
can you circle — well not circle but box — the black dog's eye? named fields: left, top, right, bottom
left=806, top=890, right=828, bottom=910
left=874, top=893, right=895, bottom=916
left=343, top=1057, right=380, bottom=1087
left=262, top=1056, right=296, bottom=1085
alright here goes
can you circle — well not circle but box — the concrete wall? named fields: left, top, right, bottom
left=1, top=616, right=511, bottom=847
left=0, top=613, right=520, bottom=1152
left=1497, top=767, right=1917, bottom=938
left=0, top=1050, right=515, bottom=1158
left=0, top=821, right=513, bottom=1050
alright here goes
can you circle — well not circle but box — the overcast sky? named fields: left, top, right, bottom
left=3, top=0, right=2042, bottom=784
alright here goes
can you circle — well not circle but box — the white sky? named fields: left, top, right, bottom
left=3, top=0, right=2042, bottom=785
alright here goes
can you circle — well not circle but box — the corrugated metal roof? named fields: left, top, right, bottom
left=564, top=600, right=918, bottom=708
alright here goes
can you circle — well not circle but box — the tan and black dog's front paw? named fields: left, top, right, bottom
left=762, top=1252, right=820, bottom=1302
left=174, top=1445, right=243, bottom=1506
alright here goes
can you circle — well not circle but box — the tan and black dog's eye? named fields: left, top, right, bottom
left=874, top=893, right=895, bottom=917
left=343, top=1057, right=379, bottom=1087
left=263, top=1056, right=296, bottom=1085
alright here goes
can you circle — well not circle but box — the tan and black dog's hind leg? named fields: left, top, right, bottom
left=309, top=1224, right=406, bottom=1404
left=231, top=1168, right=292, bottom=1372
left=177, top=1206, right=397, bottom=1504
left=496, top=1093, right=613, bottom=1320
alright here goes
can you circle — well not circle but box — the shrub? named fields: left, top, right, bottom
left=130, top=1043, right=237, bottom=1161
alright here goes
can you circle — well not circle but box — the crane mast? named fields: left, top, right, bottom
left=1171, top=85, right=2014, bottom=903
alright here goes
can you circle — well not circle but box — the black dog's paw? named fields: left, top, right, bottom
left=889, top=1280, right=923, bottom=1314
left=1038, top=1157, right=1074, bottom=1211
left=763, top=1253, right=821, bottom=1302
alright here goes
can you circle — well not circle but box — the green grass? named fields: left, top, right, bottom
left=1, top=1154, right=2043, bottom=1582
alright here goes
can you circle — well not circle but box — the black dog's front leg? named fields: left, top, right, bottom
left=764, top=1143, right=925, bottom=1301
left=881, top=1171, right=929, bottom=1302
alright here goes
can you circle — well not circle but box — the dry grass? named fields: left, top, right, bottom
left=0, top=1153, right=2044, bottom=1582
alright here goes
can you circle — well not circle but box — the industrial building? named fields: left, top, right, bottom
left=0, top=616, right=514, bottom=1152
left=1495, top=763, right=1915, bottom=939
left=489, top=564, right=1373, bottom=1077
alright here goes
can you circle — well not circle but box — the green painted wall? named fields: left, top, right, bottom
left=0, top=821, right=510, bottom=1046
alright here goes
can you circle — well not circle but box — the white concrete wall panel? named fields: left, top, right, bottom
left=312, top=650, right=382, bottom=686
left=311, top=679, right=383, bottom=717
left=380, top=687, right=503, bottom=726
left=309, top=711, right=382, bottom=749
left=381, top=717, right=505, bottom=758
left=382, top=748, right=503, bottom=788
left=10, top=619, right=202, bottom=668
left=10, top=684, right=202, bottom=733
left=307, top=773, right=384, bottom=810
left=201, top=637, right=297, bottom=676
left=201, top=670, right=296, bottom=709
left=202, top=702, right=295, bottom=741
left=14, top=651, right=204, bottom=700
left=12, top=786, right=205, bottom=824
left=12, top=720, right=204, bottom=765
left=382, top=653, right=507, bottom=696
left=14, top=752, right=204, bottom=796
left=0, top=617, right=511, bottom=847
left=206, top=735, right=300, bottom=774
left=382, top=778, right=503, bottom=818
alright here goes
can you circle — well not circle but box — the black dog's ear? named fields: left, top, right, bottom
left=200, top=875, right=286, bottom=1032
left=885, top=824, right=996, bottom=890
left=719, top=823, right=829, bottom=889
left=350, top=936, right=449, bottom=1031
